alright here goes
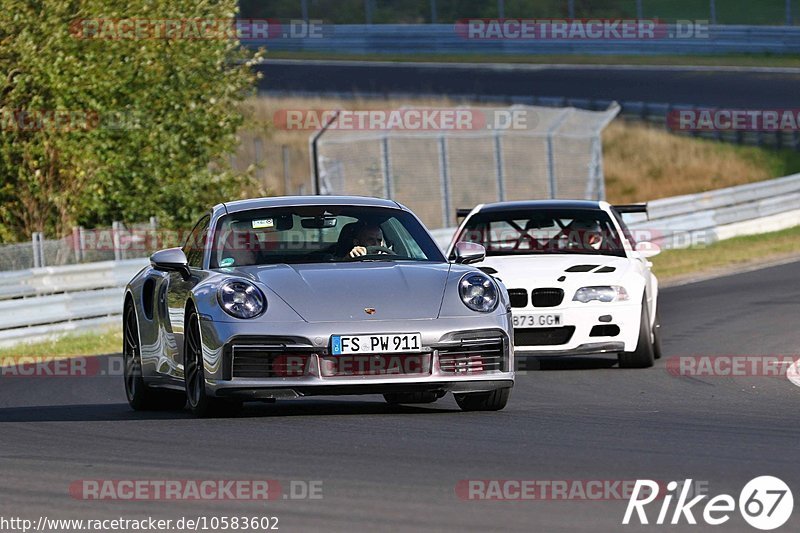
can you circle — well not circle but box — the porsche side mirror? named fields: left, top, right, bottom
left=635, top=241, right=661, bottom=258
left=151, top=248, right=191, bottom=280
left=453, top=242, right=486, bottom=265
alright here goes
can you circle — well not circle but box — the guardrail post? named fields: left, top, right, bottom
left=787, top=0, right=793, bottom=25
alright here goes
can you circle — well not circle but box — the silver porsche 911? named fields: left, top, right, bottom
left=123, top=196, right=514, bottom=416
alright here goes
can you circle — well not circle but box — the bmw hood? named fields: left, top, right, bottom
left=248, top=262, right=451, bottom=322
left=477, top=254, right=635, bottom=287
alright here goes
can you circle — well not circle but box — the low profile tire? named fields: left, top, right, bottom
left=383, top=392, right=440, bottom=405
left=123, top=303, right=185, bottom=411
left=454, top=388, right=510, bottom=412
left=618, top=300, right=655, bottom=369
left=652, top=310, right=663, bottom=360
left=184, top=310, right=241, bottom=418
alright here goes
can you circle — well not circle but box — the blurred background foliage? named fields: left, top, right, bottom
left=0, top=0, right=262, bottom=242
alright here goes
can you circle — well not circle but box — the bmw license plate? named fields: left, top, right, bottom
left=330, top=333, right=422, bottom=355
left=512, top=313, right=563, bottom=328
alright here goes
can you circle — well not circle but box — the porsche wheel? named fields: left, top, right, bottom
left=184, top=310, right=241, bottom=417
left=124, top=302, right=185, bottom=411
left=618, top=300, right=655, bottom=369
left=454, top=388, right=510, bottom=411
left=383, top=392, right=441, bottom=405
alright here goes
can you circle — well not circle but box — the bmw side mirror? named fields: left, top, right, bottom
left=453, top=242, right=486, bottom=265
left=151, top=248, right=191, bottom=280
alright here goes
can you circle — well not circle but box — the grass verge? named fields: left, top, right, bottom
left=651, top=225, right=800, bottom=281
left=0, top=327, right=122, bottom=362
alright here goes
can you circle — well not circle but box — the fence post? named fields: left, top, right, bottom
left=381, top=136, right=393, bottom=199
left=546, top=108, right=574, bottom=199
left=112, top=221, right=122, bottom=262
left=438, top=135, right=452, bottom=229
left=636, top=0, right=643, bottom=19
left=787, top=0, right=793, bottom=25
left=301, top=0, right=309, bottom=22
left=430, top=0, right=437, bottom=23
left=493, top=132, right=506, bottom=202
left=498, top=0, right=505, bottom=19
left=282, top=145, right=291, bottom=195
left=72, top=227, right=83, bottom=263
left=32, top=232, right=41, bottom=268
left=567, top=0, right=575, bottom=19
left=709, top=0, right=717, bottom=25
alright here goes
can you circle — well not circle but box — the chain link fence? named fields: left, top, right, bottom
left=313, top=103, right=620, bottom=230
left=0, top=219, right=162, bottom=272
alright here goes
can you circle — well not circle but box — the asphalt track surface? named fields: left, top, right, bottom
left=1, top=261, right=799, bottom=532
left=258, top=59, right=800, bottom=108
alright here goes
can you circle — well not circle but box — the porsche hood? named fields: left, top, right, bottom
left=247, top=262, right=451, bottom=322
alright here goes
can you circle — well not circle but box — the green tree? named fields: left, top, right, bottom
left=0, top=0, right=261, bottom=242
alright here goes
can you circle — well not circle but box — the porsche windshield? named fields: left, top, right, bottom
left=456, top=208, right=626, bottom=258
left=209, top=205, right=445, bottom=267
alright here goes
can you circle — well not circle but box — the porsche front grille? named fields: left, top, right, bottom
left=437, top=338, right=506, bottom=374
left=232, top=348, right=311, bottom=378
left=318, top=354, right=431, bottom=377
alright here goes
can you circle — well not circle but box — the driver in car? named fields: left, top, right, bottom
left=348, top=224, right=387, bottom=257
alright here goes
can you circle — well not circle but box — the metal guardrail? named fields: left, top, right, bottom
left=252, top=24, right=800, bottom=55
left=0, top=259, right=147, bottom=347
left=3, top=173, right=800, bottom=347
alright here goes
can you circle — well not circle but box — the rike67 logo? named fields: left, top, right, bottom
left=623, top=477, right=793, bottom=530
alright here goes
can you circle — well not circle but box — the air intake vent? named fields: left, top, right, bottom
left=514, top=326, right=575, bottom=346
left=531, top=288, right=564, bottom=307
left=565, top=265, right=598, bottom=272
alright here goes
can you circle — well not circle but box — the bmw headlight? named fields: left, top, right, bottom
left=459, top=273, right=499, bottom=313
left=572, top=286, right=629, bottom=303
left=218, top=280, right=265, bottom=319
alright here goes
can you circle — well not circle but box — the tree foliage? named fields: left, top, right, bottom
left=0, top=0, right=260, bottom=242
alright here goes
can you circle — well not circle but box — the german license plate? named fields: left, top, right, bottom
left=330, top=333, right=423, bottom=355
left=512, top=313, right=563, bottom=328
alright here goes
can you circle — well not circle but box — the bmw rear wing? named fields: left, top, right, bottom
left=612, top=203, right=648, bottom=214
left=456, top=208, right=473, bottom=220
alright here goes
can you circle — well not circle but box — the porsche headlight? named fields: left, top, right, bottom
left=459, top=273, right=499, bottom=313
left=218, top=280, right=265, bottom=319
left=572, top=286, right=629, bottom=303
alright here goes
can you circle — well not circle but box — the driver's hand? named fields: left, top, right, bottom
left=348, top=246, right=367, bottom=257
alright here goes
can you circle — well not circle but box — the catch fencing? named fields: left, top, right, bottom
left=313, top=103, right=620, bottom=230
left=0, top=218, right=162, bottom=272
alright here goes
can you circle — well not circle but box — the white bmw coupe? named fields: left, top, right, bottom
left=447, top=200, right=662, bottom=368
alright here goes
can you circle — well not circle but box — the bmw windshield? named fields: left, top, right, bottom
left=455, top=208, right=626, bottom=258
